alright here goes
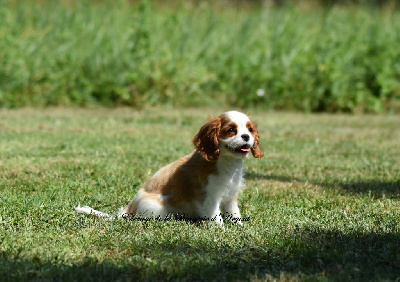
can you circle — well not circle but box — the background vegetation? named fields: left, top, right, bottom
left=0, top=108, right=399, bottom=280
left=0, top=0, right=399, bottom=112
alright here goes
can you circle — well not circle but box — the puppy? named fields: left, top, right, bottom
left=75, top=111, right=263, bottom=226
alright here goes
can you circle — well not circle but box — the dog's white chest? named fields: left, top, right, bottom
left=207, top=160, right=244, bottom=200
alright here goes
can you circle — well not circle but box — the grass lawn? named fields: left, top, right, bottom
left=0, top=108, right=399, bottom=281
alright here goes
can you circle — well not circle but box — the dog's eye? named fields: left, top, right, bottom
left=248, top=127, right=253, bottom=133
left=227, top=127, right=236, bottom=133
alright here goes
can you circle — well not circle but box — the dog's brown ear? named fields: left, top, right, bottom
left=250, top=122, right=264, bottom=158
left=193, top=117, right=221, bottom=162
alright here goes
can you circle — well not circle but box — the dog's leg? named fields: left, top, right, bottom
left=221, top=198, right=243, bottom=225
left=135, top=198, right=167, bottom=218
left=121, top=190, right=167, bottom=219
left=199, top=197, right=224, bottom=226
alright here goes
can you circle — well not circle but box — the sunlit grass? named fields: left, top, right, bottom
left=0, top=108, right=399, bottom=280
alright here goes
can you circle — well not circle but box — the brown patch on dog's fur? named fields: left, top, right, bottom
left=219, top=114, right=238, bottom=139
left=123, top=151, right=218, bottom=214
left=247, top=121, right=264, bottom=158
left=193, top=117, right=221, bottom=162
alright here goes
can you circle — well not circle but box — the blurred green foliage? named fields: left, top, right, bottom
left=0, top=0, right=399, bottom=112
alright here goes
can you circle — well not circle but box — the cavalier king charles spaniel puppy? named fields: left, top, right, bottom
left=75, top=111, right=263, bottom=226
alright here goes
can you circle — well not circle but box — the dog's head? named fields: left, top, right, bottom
left=193, top=111, right=264, bottom=162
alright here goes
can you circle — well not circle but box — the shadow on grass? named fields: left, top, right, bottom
left=151, top=228, right=400, bottom=281
left=1, top=228, right=399, bottom=281
left=337, top=180, right=400, bottom=198
left=246, top=173, right=400, bottom=198
left=0, top=253, right=141, bottom=281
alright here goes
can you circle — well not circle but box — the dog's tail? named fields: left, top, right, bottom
left=74, top=204, right=124, bottom=220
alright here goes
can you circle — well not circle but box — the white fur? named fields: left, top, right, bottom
left=200, top=156, right=244, bottom=226
left=74, top=204, right=123, bottom=220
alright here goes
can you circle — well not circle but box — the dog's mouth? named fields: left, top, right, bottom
left=226, top=144, right=251, bottom=154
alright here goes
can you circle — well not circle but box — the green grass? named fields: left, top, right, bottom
left=1, top=0, right=400, bottom=112
left=0, top=108, right=399, bottom=281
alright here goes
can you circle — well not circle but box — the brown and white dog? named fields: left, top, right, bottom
left=75, top=111, right=263, bottom=226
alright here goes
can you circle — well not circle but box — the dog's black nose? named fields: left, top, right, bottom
left=241, top=134, right=250, bottom=142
